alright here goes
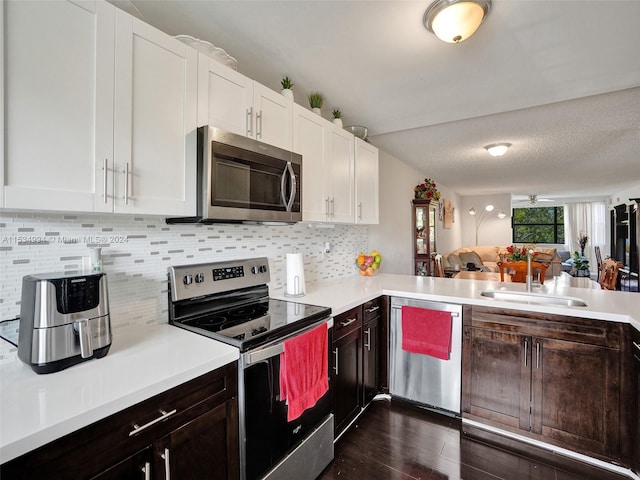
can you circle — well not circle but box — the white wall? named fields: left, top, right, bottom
left=460, top=194, right=512, bottom=246
left=367, top=149, right=461, bottom=274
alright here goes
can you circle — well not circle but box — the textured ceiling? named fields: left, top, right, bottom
left=115, top=0, right=640, bottom=201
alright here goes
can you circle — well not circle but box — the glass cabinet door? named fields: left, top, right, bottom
left=412, top=200, right=437, bottom=276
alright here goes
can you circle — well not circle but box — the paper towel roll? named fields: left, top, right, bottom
left=286, top=253, right=306, bottom=296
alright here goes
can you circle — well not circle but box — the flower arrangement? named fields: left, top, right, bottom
left=578, top=233, right=588, bottom=256
left=505, top=245, right=537, bottom=262
left=414, top=178, right=441, bottom=201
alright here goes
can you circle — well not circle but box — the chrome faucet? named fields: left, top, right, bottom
left=526, top=249, right=534, bottom=292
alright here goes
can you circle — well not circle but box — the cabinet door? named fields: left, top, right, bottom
left=293, top=105, right=328, bottom=222
left=90, top=449, right=151, bottom=480
left=333, top=328, right=362, bottom=436
left=253, top=82, right=293, bottom=150
left=354, top=138, right=379, bottom=224
left=114, top=11, right=197, bottom=216
left=531, top=337, right=621, bottom=460
left=326, top=126, right=355, bottom=223
left=3, top=0, right=115, bottom=212
left=463, top=327, right=531, bottom=431
left=362, top=316, right=380, bottom=405
left=634, top=329, right=640, bottom=474
left=155, top=401, right=237, bottom=480
left=197, top=54, right=253, bottom=136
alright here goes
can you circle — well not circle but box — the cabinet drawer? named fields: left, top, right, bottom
left=1, top=363, right=237, bottom=480
left=363, top=297, right=382, bottom=321
left=334, top=306, right=362, bottom=340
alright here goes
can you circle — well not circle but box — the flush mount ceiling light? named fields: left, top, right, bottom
left=484, top=142, right=511, bottom=157
left=424, top=0, right=492, bottom=44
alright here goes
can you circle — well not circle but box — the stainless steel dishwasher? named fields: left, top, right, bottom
left=389, top=297, right=463, bottom=416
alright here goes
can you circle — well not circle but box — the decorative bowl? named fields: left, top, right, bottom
left=344, top=125, right=368, bottom=140
left=356, top=250, right=382, bottom=276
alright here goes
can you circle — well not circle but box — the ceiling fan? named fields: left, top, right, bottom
left=512, top=194, right=555, bottom=206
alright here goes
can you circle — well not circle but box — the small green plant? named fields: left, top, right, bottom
left=572, top=251, right=590, bottom=271
left=308, top=92, right=324, bottom=109
left=332, top=108, right=342, bottom=119
left=280, top=75, right=294, bottom=90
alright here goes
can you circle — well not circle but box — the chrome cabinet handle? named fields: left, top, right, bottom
left=365, top=328, right=371, bottom=351
left=142, top=461, right=151, bottom=480
left=358, top=202, right=362, bottom=219
left=247, top=107, right=253, bottom=136
left=325, top=197, right=330, bottom=218
left=333, top=348, right=339, bottom=375
left=129, top=409, right=177, bottom=436
left=633, top=341, right=640, bottom=352
left=124, top=162, right=130, bottom=205
left=330, top=197, right=335, bottom=216
left=365, top=305, right=380, bottom=314
left=524, top=339, right=528, bottom=367
left=102, top=158, right=108, bottom=204
left=161, top=448, right=170, bottom=480
left=256, top=110, right=262, bottom=138
left=339, top=317, right=357, bottom=327
left=536, top=342, right=540, bottom=369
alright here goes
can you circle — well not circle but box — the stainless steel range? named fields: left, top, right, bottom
left=168, top=257, right=334, bottom=480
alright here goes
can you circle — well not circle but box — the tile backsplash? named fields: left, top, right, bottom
left=0, top=212, right=368, bottom=363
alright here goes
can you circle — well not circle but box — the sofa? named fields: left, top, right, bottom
left=442, top=245, right=563, bottom=278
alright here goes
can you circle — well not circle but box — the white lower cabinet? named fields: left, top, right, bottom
left=198, top=55, right=293, bottom=151
left=2, top=0, right=197, bottom=216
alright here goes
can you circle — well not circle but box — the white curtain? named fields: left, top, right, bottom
left=565, top=202, right=607, bottom=273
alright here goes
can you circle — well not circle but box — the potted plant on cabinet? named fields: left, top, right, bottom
left=308, top=92, right=324, bottom=115
left=280, top=75, right=294, bottom=100
left=332, top=108, right=343, bottom=127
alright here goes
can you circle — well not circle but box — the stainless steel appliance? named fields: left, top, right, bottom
left=389, top=297, right=462, bottom=415
left=18, top=272, right=111, bottom=374
left=168, top=126, right=302, bottom=224
left=168, top=258, right=333, bottom=480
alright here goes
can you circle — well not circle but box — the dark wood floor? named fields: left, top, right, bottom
left=318, top=399, right=630, bottom=480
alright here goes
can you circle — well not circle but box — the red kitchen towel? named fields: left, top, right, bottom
left=401, top=306, right=452, bottom=360
left=280, top=322, right=328, bottom=422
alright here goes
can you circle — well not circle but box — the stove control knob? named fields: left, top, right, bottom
left=183, top=274, right=193, bottom=286
left=251, top=266, right=259, bottom=275
left=195, top=273, right=205, bottom=283
left=259, top=265, right=268, bottom=273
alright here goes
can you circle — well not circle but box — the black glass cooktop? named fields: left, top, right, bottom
left=172, top=297, right=331, bottom=352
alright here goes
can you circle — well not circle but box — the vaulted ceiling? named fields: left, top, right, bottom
left=114, top=0, right=640, bottom=202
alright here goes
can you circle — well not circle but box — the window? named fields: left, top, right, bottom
left=512, top=207, right=564, bottom=244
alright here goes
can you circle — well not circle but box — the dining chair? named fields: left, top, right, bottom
left=498, top=261, right=547, bottom=284
left=434, top=254, right=445, bottom=278
left=594, top=246, right=603, bottom=273
left=598, top=258, right=623, bottom=290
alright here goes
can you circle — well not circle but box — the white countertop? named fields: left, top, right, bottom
left=271, top=273, right=640, bottom=332
left=2, top=272, right=638, bottom=465
left=0, top=324, right=238, bottom=463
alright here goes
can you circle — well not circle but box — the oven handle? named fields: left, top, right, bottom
left=242, top=317, right=333, bottom=367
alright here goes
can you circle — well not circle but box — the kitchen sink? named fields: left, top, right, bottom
left=480, top=290, right=588, bottom=307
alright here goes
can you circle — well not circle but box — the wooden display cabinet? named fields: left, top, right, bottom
left=412, top=199, right=437, bottom=276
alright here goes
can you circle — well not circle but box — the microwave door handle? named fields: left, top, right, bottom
left=286, top=162, right=296, bottom=212
left=280, top=162, right=296, bottom=212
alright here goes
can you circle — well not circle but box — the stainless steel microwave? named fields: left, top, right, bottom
left=168, top=126, right=302, bottom=224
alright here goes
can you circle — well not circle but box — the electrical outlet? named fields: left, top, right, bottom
left=323, top=242, right=331, bottom=254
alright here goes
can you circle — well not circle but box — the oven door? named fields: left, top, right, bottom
left=239, top=318, right=334, bottom=480
left=201, top=127, right=301, bottom=223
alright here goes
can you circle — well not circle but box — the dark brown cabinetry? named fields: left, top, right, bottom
left=362, top=298, right=381, bottom=405
left=462, top=307, right=628, bottom=465
left=332, top=305, right=363, bottom=437
left=412, top=199, right=437, bottom=276
left=1, top=363, right=239, bottom=480
left=632, top=327, right=640, bottom=474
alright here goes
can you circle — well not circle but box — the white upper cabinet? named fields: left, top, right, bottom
left=293, top=104, right=355, bottom=223
left=354, top=138, right=379, bottom=224
left=326, top=126, right=355, bottom=223
left=198, top=57, right=293, bottom=151
left=293, top=105, right=327, bottom=222
left=3, top=0, right=115, bottom=212
left=2, top=1, right=197, bottom=216
left=114, top=10, right=197, bottom=215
